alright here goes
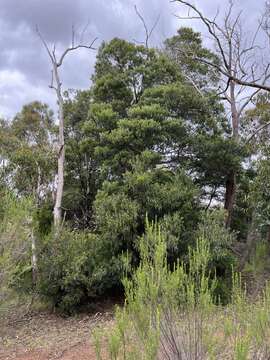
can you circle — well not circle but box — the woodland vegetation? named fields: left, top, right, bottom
left=2, top=1, right=270, bottom=358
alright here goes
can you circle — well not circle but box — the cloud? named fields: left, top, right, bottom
left=0, top=0, right=264, bottom=118
left=0, top=0, right=179, bottom=118
left=0, top=69, right=55, bottom=119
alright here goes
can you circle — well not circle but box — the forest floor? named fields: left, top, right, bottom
left=0, top=301, right=114, bottom=360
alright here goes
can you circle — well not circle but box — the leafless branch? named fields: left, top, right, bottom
left=36, top=26, right=54, bottom=63
left=172, top=0, right=270, bottom=93
left=245, top=120, right=270, bottom=144
left=239, top=89, right=261, bottom=116
left=57, top=37, right=97, bottom=67
left=134, top=5, right=160, bottom=48
left=172, top=0, right=230, bottom=70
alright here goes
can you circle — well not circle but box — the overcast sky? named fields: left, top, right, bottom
left=0, top=0, right=264, bottom=119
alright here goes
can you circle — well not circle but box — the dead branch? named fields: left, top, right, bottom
left=245, top=120, right=270, bottom=144
left=134, top=5, right=160, bottom=48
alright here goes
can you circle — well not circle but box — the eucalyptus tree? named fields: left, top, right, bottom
left=37, top=27, right=97, bottom=228
left=0, top=101, right=55, bottom=283
left=172, top=0, right=270, bottom=227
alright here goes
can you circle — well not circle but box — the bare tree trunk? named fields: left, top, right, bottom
left=53, top=64, right=65, bottom=227
left=37, top=27, right=96, bottom=229
left=31, top=228, right=38, bottom=284
left=29, top=163, right=42, bottom=285
left=225, top=81, right=239, bottom=228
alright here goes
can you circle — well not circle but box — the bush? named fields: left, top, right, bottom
left=95, top=219, right=216, bottom=359
left=95, top=216, right=270, bottom=360
left=0, top=192, right=34, bottom=300
left=37, top=210, right=234, bottom=314
left=38, top=228, right=128, bottom=313
left=196, top=210, right=236, bottom=304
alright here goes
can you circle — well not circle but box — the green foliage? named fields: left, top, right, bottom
left=38, top=227, right=128, bottom=313
left=97, top=218, right=270, bottom=360
left=196, top=210, right=236, bottom=303
left=164, top=27, right=220, bottom=90
left=63, top=90, right=103, bottom=228
left=97, top=218, right=216, bottom=359
left=0, top=192, right=34, bottom=300
left=251, top=159, right=270, bottom=235
left=1, top=29, right=265, bottom=320
left=1, top=102, right=55, bottom=196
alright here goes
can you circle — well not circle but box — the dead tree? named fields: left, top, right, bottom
left=37, top=27, right=97, bottom=228
left=172, top=0, right=270, bottom=227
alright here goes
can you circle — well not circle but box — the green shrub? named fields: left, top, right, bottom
left=96, top=216, right=270, bottom=360
left=96, top=219, right=216, bottom=359
left=38, top=228, right=128, bottom=313
left=0, top=192, right=34, bottom=299
left=196, top=210, right=236, bottom=304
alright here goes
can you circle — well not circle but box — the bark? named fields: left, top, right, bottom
left=31, top=228, right=38, bottom=284
left=53, top=63, right=65, bottom=228
left=36, top=28, right=96, bottom=229
left=230, top=81, right=239, bottom=140
left=224, top=81, right=239, bottom=228
left=29, top=163, right=42, bottom=285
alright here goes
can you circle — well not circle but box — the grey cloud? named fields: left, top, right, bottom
left=0, top=0, right=265, bottom=118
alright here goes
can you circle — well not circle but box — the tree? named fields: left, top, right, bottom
left=7, top=102, right=55, bottom=283
left=164, top=27, right=219, bottom=94
left=8, top=102, right=55, bottom=197
left=63, top=90, right=102, bottom=228
left=90, top=38, right=237, bottom=261
left=172, top=0, right=270, bottom=227
left=37, top=27, right=97, bottom=228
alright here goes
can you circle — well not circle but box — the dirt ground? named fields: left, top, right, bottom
left=0, top=303, right=114, bottom=360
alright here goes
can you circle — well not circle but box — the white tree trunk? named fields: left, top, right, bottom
left=53, top=64, right=65, bottom=228
left=225, top=81, right=239, bottom=228
left=31, top=228, right=38, bottom=284
left=36, top=27, right=96, bottom=229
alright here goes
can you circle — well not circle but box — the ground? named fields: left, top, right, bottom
left=0, top=302, right=113, bottom=360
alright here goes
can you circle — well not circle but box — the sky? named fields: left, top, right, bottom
left=0, top=0, right=265, bottom=119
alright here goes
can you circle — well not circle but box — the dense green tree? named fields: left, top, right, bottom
left=164, top=27, right=219, bottom=92
left=84, top=38, right=240, bottom=271
left=62, top=90, right=102, bottom=228
left=1, top=101, right=55, bottom=199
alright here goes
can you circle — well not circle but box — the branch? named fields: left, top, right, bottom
left=245, top=120, right=270, bottom=144
left=57, top=38, right=98, bottom=67
left=217, top=77, right=231, bottom=97
left=37, top=25, right=97, bottom=69
left=36, top=26, right=54, bottom=64
left=134, top=5, right=160, bottom=48
left=232, top=76, right=270, bottom=92
left=49, top=69, right=57, bottom=92
left=176, top=47, right=270, bottom=93
left=238, top=88, right=261, bottom=116
left=172, top=0, right=230, bottom=70
left=172, top=0, right=270, bottom=94
left=182, top=72, right=204, bottom=97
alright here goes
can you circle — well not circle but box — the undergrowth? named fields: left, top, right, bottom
left=94, top=220, right=270, bottom=360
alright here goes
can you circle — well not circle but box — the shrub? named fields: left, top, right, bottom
left=0, top=192, right=34, bottom=300
left=95, top=219, right=216, bottom=359
left=96, top=215, right=270, bottom=360
left=38, top=228, right=128, bottom=313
